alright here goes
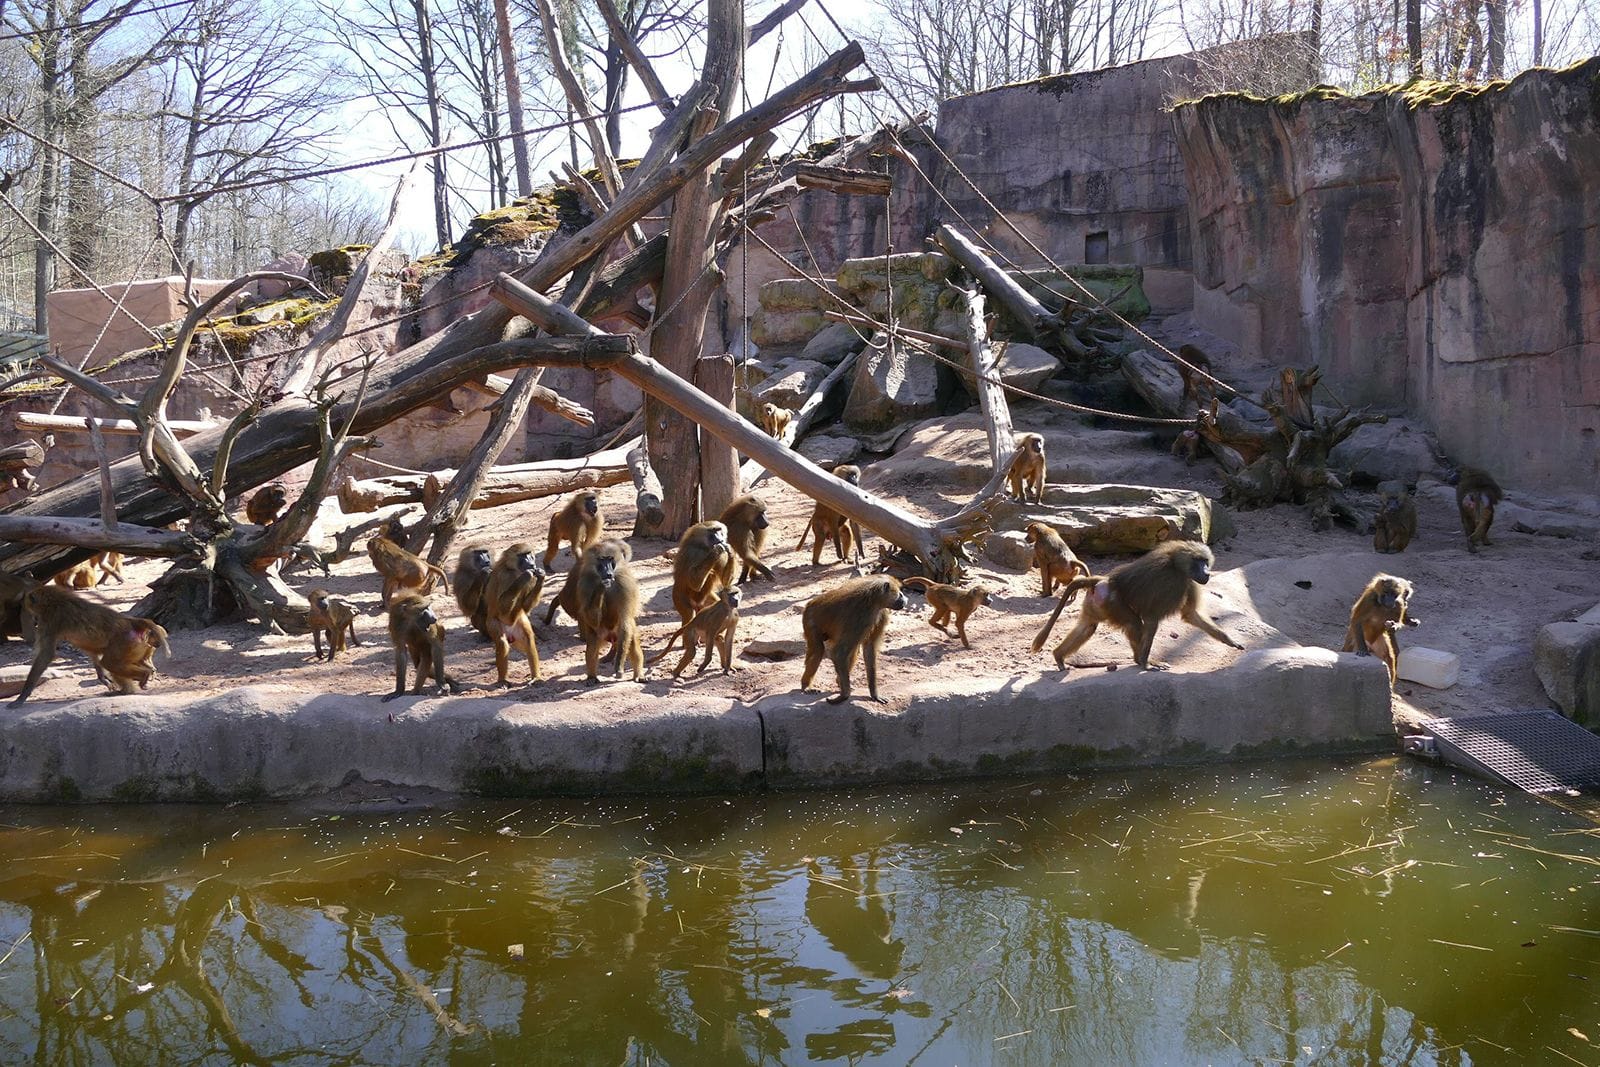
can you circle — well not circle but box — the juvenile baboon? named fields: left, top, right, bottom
left=306, top=588, right=360, bottom=660
left=1176, top=343, right=1214, bottom=408
left=0, top=569, right=37, bottom=643
left=572, top=538, right=644, bottom=684
left=453, top=544, right=495, bottom=638
left=384, top=593, right=460, bottom=701
left=53, top=555, right=103, bottom=588
left=901, top=577, right=992, bottom=650
left=796, top=464, right=865, bottom=566
left=648, top=585, right=741, bottom=678
left=1031, top=540, right=1244, bottom=671
left=367, top=535, right=449, bottom=606
left=1171, top=426, right=1202, bottom=466
left=671, top=521, right=736, bottom=625
left=1342, top=574, right=1420, bottom=687
left=1373, top=481, right=1418, bottom=554
left=719, top=494, right=775, bottom=583
left=800, top=575, right=908, bottom=704
left=9, top=585, right=171, bottom=705
left=486, top=542, right=547, bottom=685
left=544, top=490, right=603, bottom=570
left=1007, top=433, right=1047, bottom=504
left=1024, top=521, right=1088, bottom=597
left=758, top=401, right=793, bottom=439
left=246, top=483, right=289, bottom=525
left=1455, top=467, right=1503, bottom=553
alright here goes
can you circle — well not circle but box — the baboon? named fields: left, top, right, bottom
left=9, top=585, right=172, bottom=705
left=544, top=490, right=603, bottom=570
left=1373, top=481, right=1418, bottom=554
left=367, top=535, right=449, bottom=606
left=0, top=569, right=37, bottom=643
left=800, top=575, right=907, bottom=704
left=384, top=514, right=408, bottom=544
left=648, top=585, right=741, bottom=678
left=1171, top=426, right=1202, bottom=466
left=453, top=544, right=495, bottom=638
left=901, top=577, right=992, bottom=650
left=1025, top=521, right=1088, bottom=597
left=719, top=494, right=775, bottom=583
left=1031, top=540, right=1244, bottom=671
left=306, top=588, right=360, bottom=660
left=670, top=521, right=736, bottom=625
left=283, top=542, right=331, bottom=578
left=1007, top=432, right=1047, bottom=504
left=53, top=552, right=115, bottom=589
left=571, top=538, right=644, bottom=684
left=1342, top=574, right=1419, bottom=687
left=758, top=401, right=793, bottom=439
left=246, top=483, right=289, bottom=525
left=1176, top=343, right=1214, bottom=408
left=383, top=593, right=459, bottom=701
left=486, top=542, right=547, bottom=685
left=796, top=465, right=865, bottom=566
left=1455, top=467, right=1503, bottom=553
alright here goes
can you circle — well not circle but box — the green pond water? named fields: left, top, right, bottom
left=2, top=758, right=1598, bottom=1066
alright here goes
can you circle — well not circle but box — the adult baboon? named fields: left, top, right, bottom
left=10, top=586, right=171, bottom=705
left=1455, top=467, right=1503, bottom=553
left=1342, top=574, right=1419, bottom=687
left=306, top=588, right=359, bottom=660
left=453, top=544, right=495, bottom=638
left=669, top=521, right=736, bottom=626
left=800, top=575, right=907, bottom=704
left=1007, top=432, right=1047, bottom=504
left=571, top=539, right=644, bottom=684
left=384, top=594, right=459, bottom=700
left=797, top=465, right=865, bottom=566
left=1373, top=481, right=1417, bottom=554
left=719, top=494, right=775, bottom=583
left=486, top=542, right=547, bottom=685
left=1031, top=541, right=1244, bottom=671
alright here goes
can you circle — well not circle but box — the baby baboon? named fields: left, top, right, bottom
left=1007, top=433, right=1047, bottom=504
left=453, top=544, right=495, bottom=638
left=0, top=569, right=37, bottom=643
left=544, top=490, right=603, bottom=570
left=648, top=585, right=741, bottom=678
left=1373, top=481, right=1418, bottom=554
left=1176, top=343, right=1214, bottom=408
left=572, top=538, right=643, bottom=684
left=10, top=585, right=171, bottom=705
left=1031, top=540, right=1244, bottom=671
left=901, top=577, right=992, bottom=650
left=719, top=494, right=775, bottom=583
left=486, top=542, right=547, bottom=685
left=1342, top=574, right=1419, bottom=687
left=306, top=588, right=360, bottom=661
left=1455, top=467, right=1503, bottom=553
left=797, top=464, right=865, bottom=566
left=800, top=575, right=908, bottom=704
left=1024, top=521, right=1088, bottom=597
left=671, top=521, right=736, bottom=625
left=384, top=593, right=459, bottom=701
left=245, top=482, right=289, bottom=525
left=757, top=401, right=793, bottom=439
left=367, top=535, right=449, bottom=606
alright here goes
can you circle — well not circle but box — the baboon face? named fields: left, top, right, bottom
left=703, top=522, right=728, bottom=549
left=1023, top=435, right=1043, bottom=455
left=725, top=587, right=742, bottom=609
left=591, top=546, right=626, bottom=586
left=471, top=548, right=492, bottom=569
left=1175, top=545, right=1214, bottom=585
left=751, top=506, right=769, bottom=530
left=1373, top=577, right=1411, bottom=609
left=834, top=465, right=861, bottom=486
left=1025, top=522, right=1046, bottom=544
left=417, top=606, right=439, bottom=629
left=581, top=492, right=599, bottom=516
left=515, top=547, right=540, bottom=574
left=311, top=592, right=330, bottom=612
left=265, top=484, right=287, bottom=506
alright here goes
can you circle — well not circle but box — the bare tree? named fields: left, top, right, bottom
left=155, top=0, right=332, bottom=268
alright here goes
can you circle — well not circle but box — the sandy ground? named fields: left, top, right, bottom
left=5, top=316, right=1598, bottom=730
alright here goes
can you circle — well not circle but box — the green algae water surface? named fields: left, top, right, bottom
left=2, top=757, right=1598, bottom=1065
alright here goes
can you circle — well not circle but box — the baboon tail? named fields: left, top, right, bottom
left=1030, top=578, right=1100, bottom=652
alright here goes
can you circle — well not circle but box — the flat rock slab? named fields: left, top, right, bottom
left=0, top=651, right=1394, bottom=802
left=993, top=483, right=1216, bottom=553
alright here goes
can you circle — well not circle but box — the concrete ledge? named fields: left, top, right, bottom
left=759, top=648, right=1394, bottom=786
left=1535, top=621, right=1600, bottom=727
left=0, top=650, right=1395, bottom=802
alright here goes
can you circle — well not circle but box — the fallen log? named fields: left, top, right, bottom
left=0, top=516, right=197, bottom=555
left=15, top=412, right=218, bottom=437
left=421, top=442, right=635, bottom=510
left=933, top=224, right=1090, bottom=360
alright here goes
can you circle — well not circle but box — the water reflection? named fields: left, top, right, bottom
left=1, top=759, right=1597, bottom=1065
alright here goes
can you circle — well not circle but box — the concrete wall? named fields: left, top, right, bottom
left=1176, top=59, right=1600, bottom=491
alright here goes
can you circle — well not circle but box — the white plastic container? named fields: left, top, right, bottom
left=1397, top=647, right=1460, bottom=689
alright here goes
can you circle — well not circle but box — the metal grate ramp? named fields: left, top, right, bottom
left=1419, top=712, right=1600, bottom=798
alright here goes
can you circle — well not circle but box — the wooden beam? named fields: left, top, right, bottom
left=14, top=412, right=218, bottom=436
left=0, top=516, right=196, bottom=555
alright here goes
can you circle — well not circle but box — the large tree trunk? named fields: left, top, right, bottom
left=646, top=0, right=744, bottom=537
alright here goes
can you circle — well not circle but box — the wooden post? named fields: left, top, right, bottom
left=695, top=353, right=740, bottom=516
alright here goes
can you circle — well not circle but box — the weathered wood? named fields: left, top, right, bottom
left=627, top=438, right=666, bottom=533
left=14, top=412, right=218, bottom=436
left=695, top=354, right=739, bottom=517
left=794, top=163, right=892, bottom=196
left=933, top=224, right=1090, bottom=359
left=533, top=0, right=624, bottom=199
left=958, top=284, right=1017, bottom=498
left=421, top=452, right=633, bottom=512
left=594, top=0, right=673, bottom=114
left=0, top=439, right=45, bottom=468
left=0, top=516, right=196, bottom=555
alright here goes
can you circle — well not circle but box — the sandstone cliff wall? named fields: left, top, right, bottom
left=1176, top=60, right=1600, bottom=490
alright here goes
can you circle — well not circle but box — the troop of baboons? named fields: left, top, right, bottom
left=0, top=419, right=1508, bottom=706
